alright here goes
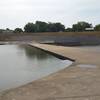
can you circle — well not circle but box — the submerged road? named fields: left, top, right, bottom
left=0, top=43, right=100, bottom=100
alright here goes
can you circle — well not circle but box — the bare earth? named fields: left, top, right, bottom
left=0, top=43, right=100, bottom=100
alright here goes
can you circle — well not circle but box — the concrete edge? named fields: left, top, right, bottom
left=28, top=43, right=75, bottom=62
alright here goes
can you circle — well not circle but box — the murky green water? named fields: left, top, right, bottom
left=0, top=45, right=72, bottom=91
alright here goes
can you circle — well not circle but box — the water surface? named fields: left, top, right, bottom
left=0, top=45, right=72, bottom=92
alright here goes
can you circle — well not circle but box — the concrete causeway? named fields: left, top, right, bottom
left=0, top=43, right=100, bottom=100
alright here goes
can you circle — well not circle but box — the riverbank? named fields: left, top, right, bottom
left=0, top=43, right=100, bottom=100
left=0, top=32, right=100, bottom=46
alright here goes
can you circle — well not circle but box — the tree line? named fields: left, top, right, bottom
left=0, top=21, right=100, bottom=33
left=24, top=21, right=65, bottom=33
left=66, top=22, right=100, bottom=32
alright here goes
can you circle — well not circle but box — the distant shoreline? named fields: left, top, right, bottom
left=0, top=32, right=100, bottom=46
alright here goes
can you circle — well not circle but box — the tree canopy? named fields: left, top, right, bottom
left=23, top=21, right=95, bottom=33
left=35, top=21, right=48, bottom=32
left=14, top=28, right=23, bottom=33
left=24, top=23, right=36, bottom=33
left=1, top=20, right=100, bottom=33
left=24, top=21, right=65, bottom=33
left=47, top=22, right=65, bottom=32
left=94, top=24, right=100, bottom=31
left=72, top=21, right=92, bottom=32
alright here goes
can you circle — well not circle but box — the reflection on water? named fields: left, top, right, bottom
left=0, top=45, right=72, bottom=92
left=18, top=45, right=51, bottom=60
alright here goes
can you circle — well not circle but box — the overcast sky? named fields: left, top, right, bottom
left=0, top=0, right=100, bottom=29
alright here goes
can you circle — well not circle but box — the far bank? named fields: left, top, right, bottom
left=0, top=31, right=100, bottom=46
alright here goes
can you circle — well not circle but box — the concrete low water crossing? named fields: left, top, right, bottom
left=0, top=44, right=73, bottom=92
left=1, top=43, right=100, bottom=100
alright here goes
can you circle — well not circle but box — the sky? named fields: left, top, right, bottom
left=0, top=0, right=100, bottom=29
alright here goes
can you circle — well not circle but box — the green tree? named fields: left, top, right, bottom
left=24, top=23, right=36, bottom=33
left=47, top=23, right=56, bottom=32
left=24, top=21, right=65, bottom=32
left=94, top=24, right=100, bottom=31
left=65, top=28, right=73, bottom=32
left=35, top=21, right=48, bottom=32
left=47, top=22, right=65, bottom=32
left=54, top=23, right=65, bottom=32
left=0, top=29, right=4, bottom=33
left=6, top=28, right=10, bottom=31
left=72, top=21, right=92, bottom=32
left=14, top=28, right=23, bottom=33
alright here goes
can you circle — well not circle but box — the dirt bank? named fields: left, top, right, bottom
left=0, top=32, right=100, bottom=45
